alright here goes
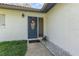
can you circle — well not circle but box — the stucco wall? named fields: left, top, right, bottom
left=0, top=8, right=45, bottom=41
left=45, top=3, right=79, bottom=56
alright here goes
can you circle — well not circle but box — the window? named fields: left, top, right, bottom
left=0, top=14, right=5, bottom=26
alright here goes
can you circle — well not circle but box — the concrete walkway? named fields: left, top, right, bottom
left=26, top=42, right=53, bottom=56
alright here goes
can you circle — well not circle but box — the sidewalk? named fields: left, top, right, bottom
left=26, top=42, right=52, bottom=56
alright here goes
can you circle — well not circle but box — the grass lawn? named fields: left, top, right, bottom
left=0, top=40, right=27, bottom=56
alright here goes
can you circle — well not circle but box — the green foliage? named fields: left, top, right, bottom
left=0, top=40, right=27, bottom=56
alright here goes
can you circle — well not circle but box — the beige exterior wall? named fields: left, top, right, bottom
left=0, top=8, right=45, bottom=41
left=45, top=3, right=79, bottom=55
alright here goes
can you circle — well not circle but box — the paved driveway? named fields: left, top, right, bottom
left=26, top=42, right=52, bottom=56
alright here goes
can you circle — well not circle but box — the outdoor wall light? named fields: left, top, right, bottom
left=22, top=13, right=25, bottom=18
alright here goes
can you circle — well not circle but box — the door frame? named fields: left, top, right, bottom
left=27, top=16, right=44, bottom=40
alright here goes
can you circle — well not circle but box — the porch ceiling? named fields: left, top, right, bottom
left=0, top=3, right=56, bottom=13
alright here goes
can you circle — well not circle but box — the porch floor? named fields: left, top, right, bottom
left=25, top=42, right=53, bottom=56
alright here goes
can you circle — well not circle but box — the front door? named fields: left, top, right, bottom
left=28, top=16, right=37, bottom=39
